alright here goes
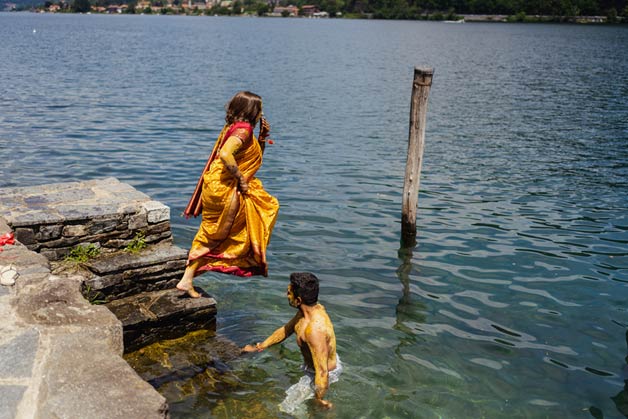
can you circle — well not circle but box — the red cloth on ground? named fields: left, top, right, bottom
left=0, top=232, right=15, bottom=252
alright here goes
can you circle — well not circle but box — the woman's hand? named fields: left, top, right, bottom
left=259, top=117, right=270, bottom=139
left=238, top=178, right=249, bottom=194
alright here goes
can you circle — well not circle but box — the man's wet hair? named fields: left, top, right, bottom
left=289, top=272, right=319, bottom=305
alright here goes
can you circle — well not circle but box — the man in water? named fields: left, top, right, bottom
left=242, top=272, right=341, bottom=410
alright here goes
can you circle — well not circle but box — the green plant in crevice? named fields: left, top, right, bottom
left=64, top=243, right=100, bottom=264
left=83, top=284, right=106, bottom=305
left=125, top=231, right=147, bottom=254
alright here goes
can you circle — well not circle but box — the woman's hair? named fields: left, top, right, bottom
left=289, top=272, right=319, bottom=305
left=225, top=91, right=262, bottom=126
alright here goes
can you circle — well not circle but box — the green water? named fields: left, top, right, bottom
left=1, top=13, right=627, bottom=418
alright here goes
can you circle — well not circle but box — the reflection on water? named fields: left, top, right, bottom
left=611, top=330, right=628, bottom=417
left=2, top=13, right=628, bottom=419
left=395, top=247, right=426, bottom=341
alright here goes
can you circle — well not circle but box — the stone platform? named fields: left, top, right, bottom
left=0, top=178, right=217, bottom=419
left=0, top=218, right=169, bottom=419
left=0, top=177, right=171, bottom=261
left=107, top=288, right=216, bottom=352
left=79, top=242, right=188, bottom=301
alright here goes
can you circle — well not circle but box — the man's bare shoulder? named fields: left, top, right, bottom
left=305, top=306, right=334, bottom=336
left=315, top=304, right=334, bottom=322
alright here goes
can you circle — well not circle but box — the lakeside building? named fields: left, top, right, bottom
left=181, top=1, right=209, bottom=11
left=105, top=4, right=128, bottom=13
left=299, top=5, right=329, bottom=17
left=269, top=4, right=298, bottom=16
left=136, top=1, right=161, bottom=12
left=300, top=4, right=318, bottom=16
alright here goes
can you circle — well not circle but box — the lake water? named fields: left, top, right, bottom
left=1, top=12, right=628, bottom=419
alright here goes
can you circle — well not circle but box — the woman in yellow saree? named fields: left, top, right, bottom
left=177, top=91, right=279, bottom=298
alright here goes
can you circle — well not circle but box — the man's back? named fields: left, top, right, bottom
left=295, top=304, right=337, bottom=372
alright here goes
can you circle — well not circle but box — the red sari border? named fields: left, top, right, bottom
left=196, top=265, right=264, bottom=278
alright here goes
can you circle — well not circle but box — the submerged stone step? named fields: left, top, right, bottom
left=124, top=329, right=242, bottom=396
left=80, top=242, right=188, bottom=302
left=106, top=288, right=216, bottom=353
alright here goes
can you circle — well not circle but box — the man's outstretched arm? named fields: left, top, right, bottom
left=242, top=312, right=301, bottom=353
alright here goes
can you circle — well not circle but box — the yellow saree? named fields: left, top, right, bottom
left=184, top=122, right=279, bottom=277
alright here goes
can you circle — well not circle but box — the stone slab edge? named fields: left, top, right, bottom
left=0, top=217, right=169, bottom=419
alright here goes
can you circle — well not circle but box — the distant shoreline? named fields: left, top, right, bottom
left=1, top=9, right=625, bottom=24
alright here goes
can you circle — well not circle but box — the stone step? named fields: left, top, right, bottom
left=79, top=242, right=188, bottom=302
left=0, top=177, right=173, bottom=261
left=106, top=288, right=216, bottom=353
left=1, top=178, right=218, bottom=416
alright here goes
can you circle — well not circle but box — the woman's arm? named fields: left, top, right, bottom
left=219, top=136, right=248, bottom=193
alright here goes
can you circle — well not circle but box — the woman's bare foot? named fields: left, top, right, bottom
left=176, top=264, right=202, bottom=298
left=176, top=278, right=201, bottom=298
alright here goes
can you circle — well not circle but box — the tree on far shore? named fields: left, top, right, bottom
left=71, top=0, right=90, bottom=12
left=125, top=0, right=136, bottom=12
left=256, top=3, right=269, bottom=15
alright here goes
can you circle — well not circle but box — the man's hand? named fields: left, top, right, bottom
left=241, top=344, right=257, bottom=353
left=241, top=343, right=263, bottom=353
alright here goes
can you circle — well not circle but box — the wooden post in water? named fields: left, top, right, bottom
left=401, top=67, right=433, bottom=247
